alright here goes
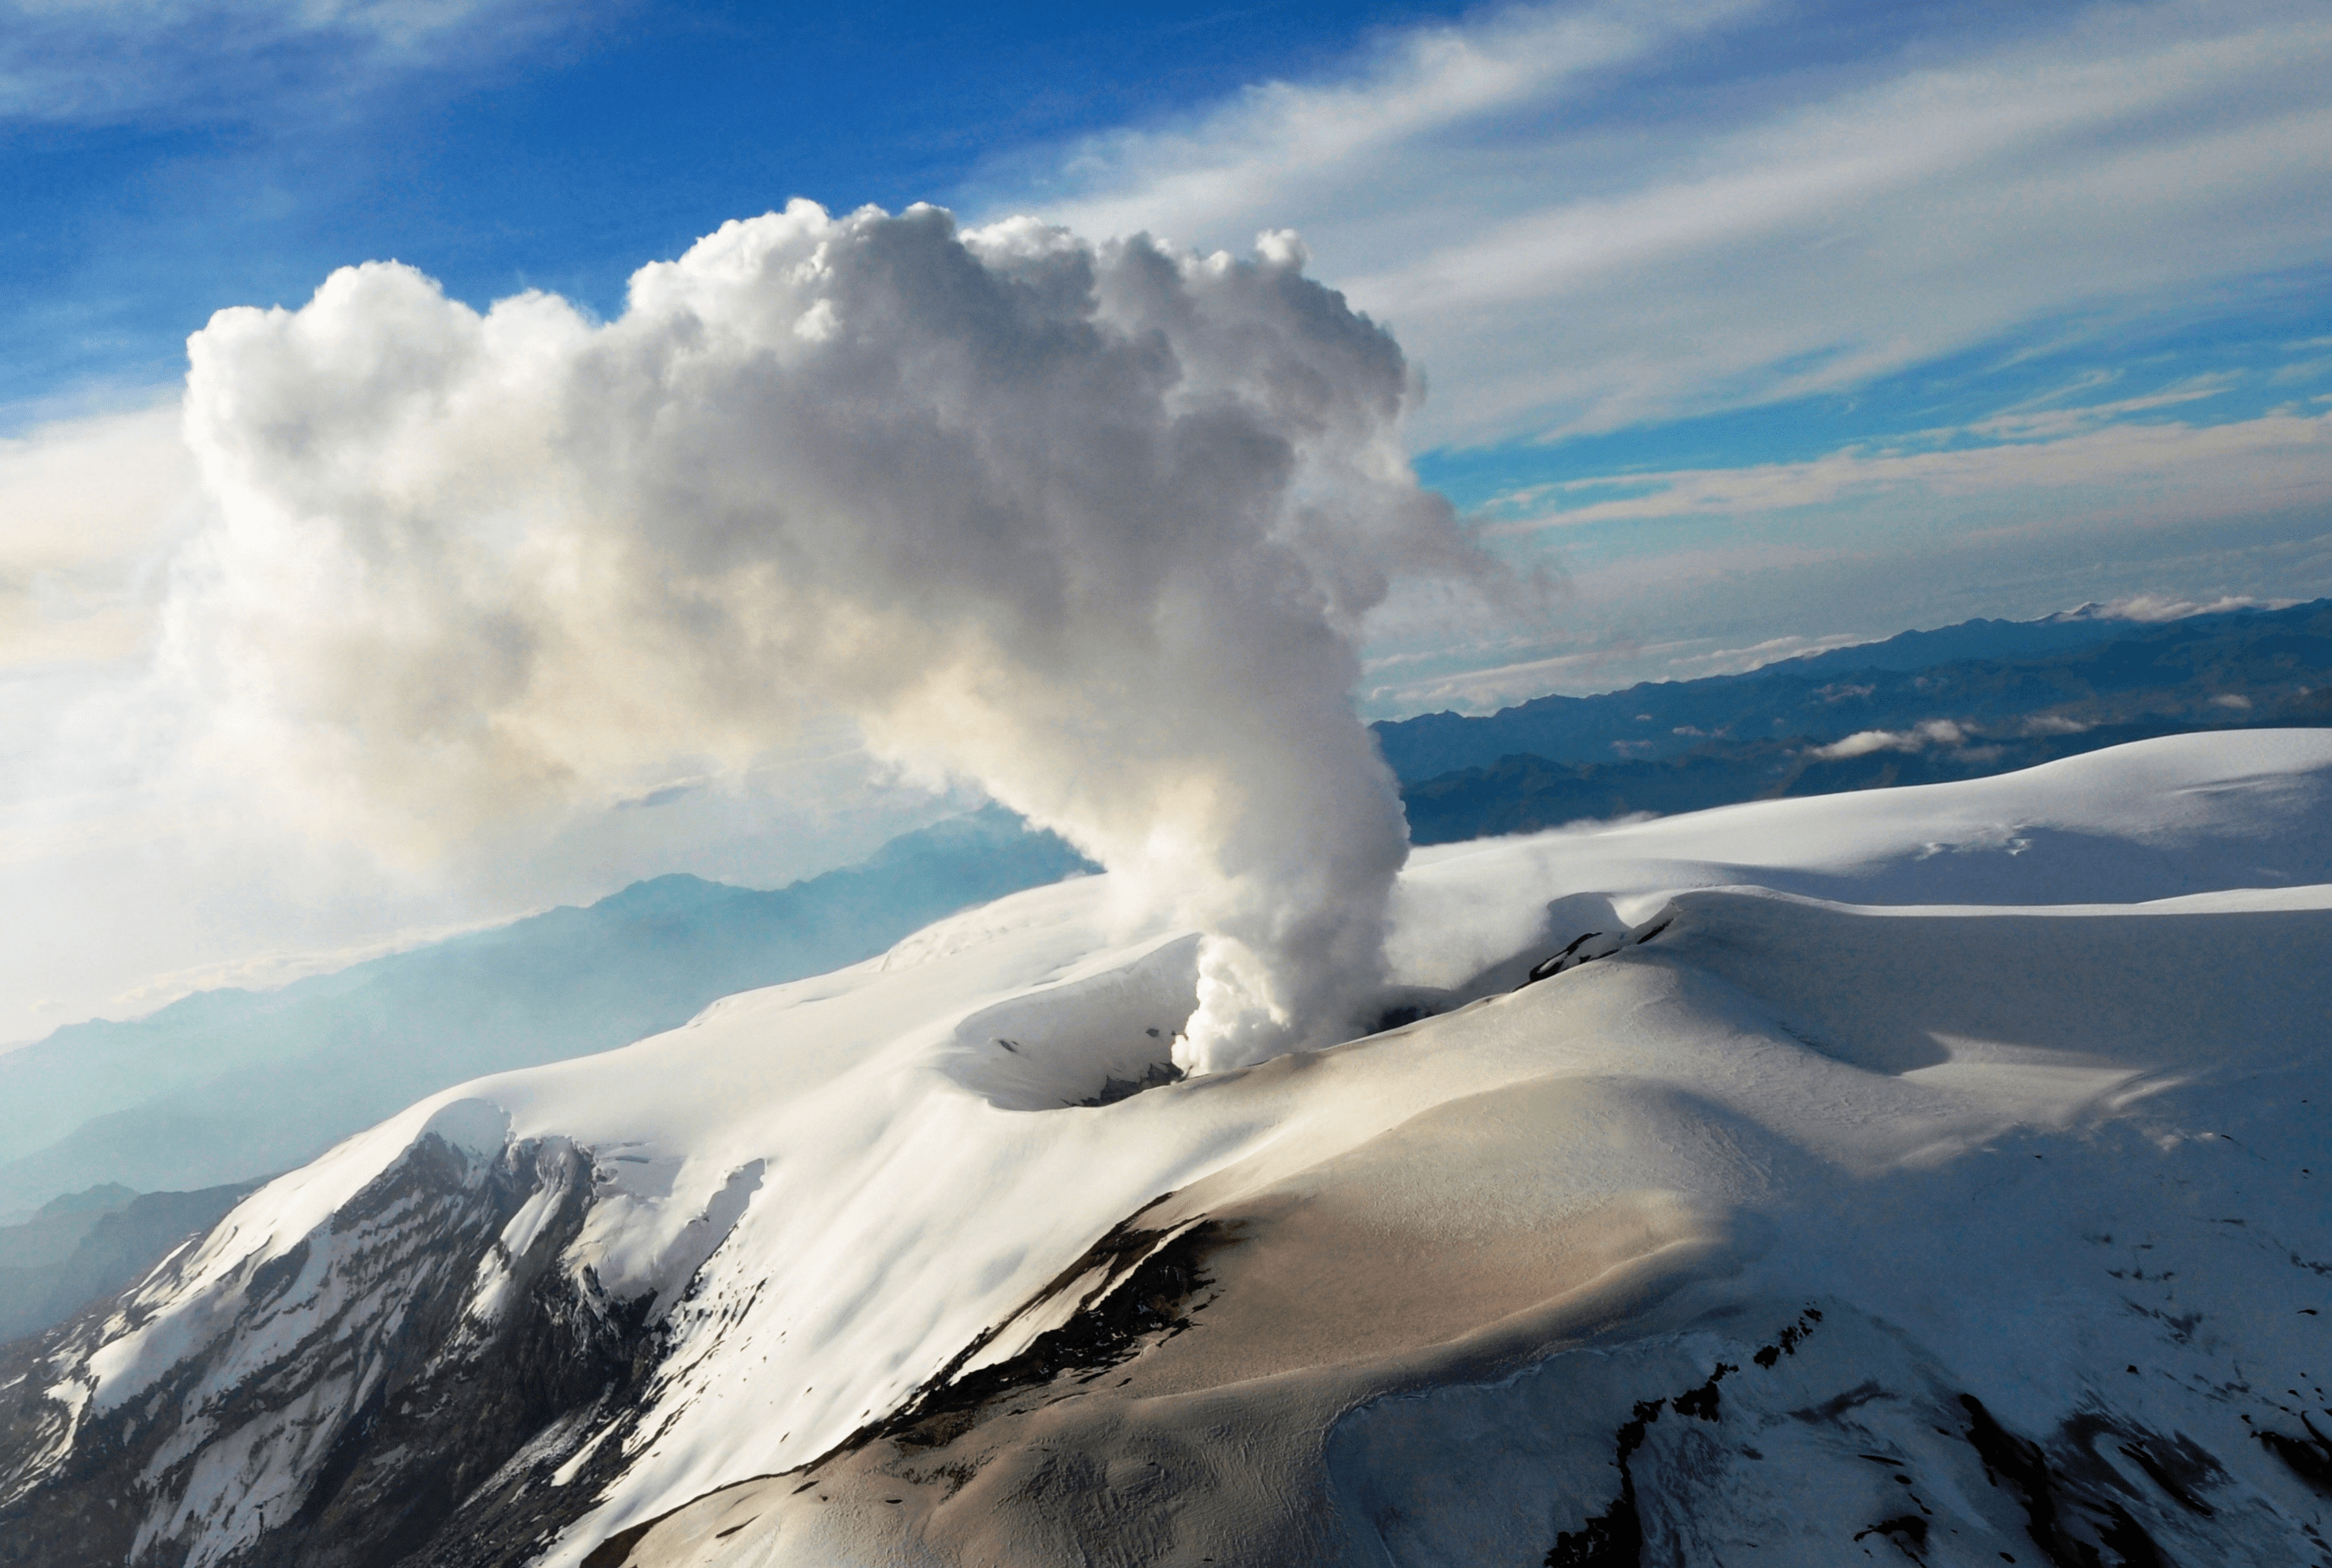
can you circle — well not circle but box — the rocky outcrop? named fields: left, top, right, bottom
left=0, top=1129, right=664, bottom=1568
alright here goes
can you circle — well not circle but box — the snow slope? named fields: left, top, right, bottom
left=5, top=731, right=2330, bottom=1567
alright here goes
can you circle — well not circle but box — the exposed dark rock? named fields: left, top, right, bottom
left=1671, top=1362, right=1737, bottom=1421
left=1545, top=1397, right=1662, bottom=1568
left=1752, top=1309, right=1819, bottom=1368
left=1526, top=931, right=1609, bottom=984
left=573, top=1206, right=1233, bottom=1568
left=2257, top=1414, right=2332, bottom=1497
left=0, top=1132, right=670, bottom=1568
left=1958, top=1394, right=2179, bottom=1568
left=1548, top=1310, right=1824, bottom=1567
left=1070, top=1060, right=1186, bottom=1107
left=866, top=1211, right=1227, bottom=1455
left=1854, top=1513, right=1930, bottom=1555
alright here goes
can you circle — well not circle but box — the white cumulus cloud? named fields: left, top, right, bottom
left=1812, top=719, right=1969, bottom=760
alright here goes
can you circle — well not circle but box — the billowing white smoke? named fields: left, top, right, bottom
left=166, top=201, right=1486, bottom=1072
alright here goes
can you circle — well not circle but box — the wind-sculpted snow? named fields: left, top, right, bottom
left=2, top=731, right=2330, bottom=1566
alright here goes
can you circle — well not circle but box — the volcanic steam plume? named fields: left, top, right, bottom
left=167, top=201, right=1487, bottom=1069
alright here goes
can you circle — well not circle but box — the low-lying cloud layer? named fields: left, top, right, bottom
left=166, top=202, right=1488, bottom=1071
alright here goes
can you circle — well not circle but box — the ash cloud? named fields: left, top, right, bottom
left=165, top=201, right=1491, bottom=1072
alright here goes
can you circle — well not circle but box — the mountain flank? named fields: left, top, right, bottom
left=0, top=808, right=1094, bottom=1223
left=1380, top=599, right=2332, bottom=841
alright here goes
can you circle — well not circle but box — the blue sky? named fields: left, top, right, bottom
left=2, top=0, right=1469, bottom=416
left=18, top=0, right=2329, bottom=695
left=4, top=0, right=2331, bottom=1036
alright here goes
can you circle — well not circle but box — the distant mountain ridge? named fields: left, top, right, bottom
left=1378, top=600, right=2332, bottom=843
left=0, top=1182, right=259, bottom=1345
left=1373, top=598, right=2327, bottom=781
left=0, top=807, right=1095, bottom=1221
left=1397, top=715, right=2294, bottom=845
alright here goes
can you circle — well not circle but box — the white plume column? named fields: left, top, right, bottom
left=169, top=201, right=1488, bottom=1070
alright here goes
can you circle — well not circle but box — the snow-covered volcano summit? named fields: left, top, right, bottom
left=6, top=733, right=2331, bottom=1568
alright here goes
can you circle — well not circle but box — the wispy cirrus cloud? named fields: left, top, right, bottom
left=1354, top=399, right=2332, bottom=715
left=0, top=0, right=586, bottom=125
left=1363, top=627, right=1875, bottom=715
left=1492, top=405, right=2332, bottom=531
left=1958, top=380, right=2242, bottom=444
left=1005, top=0, right=2332, bottom=449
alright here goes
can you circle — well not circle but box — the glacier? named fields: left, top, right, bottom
left=2, top=730, right=2330, bottom=1567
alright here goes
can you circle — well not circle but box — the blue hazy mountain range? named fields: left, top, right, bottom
left=10, top=600, right=2326, bottom=1229
left=1375, top=599, right=2332, bottom=789
left=0, top=807, right=1095, bottom=1224
left=0, top=1180, right=262, bottom=1344
left=2, top=600, right=2326, bottom=1342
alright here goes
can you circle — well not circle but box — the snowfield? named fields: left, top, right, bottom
left=5, top=731, right=2331, bottom=1567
